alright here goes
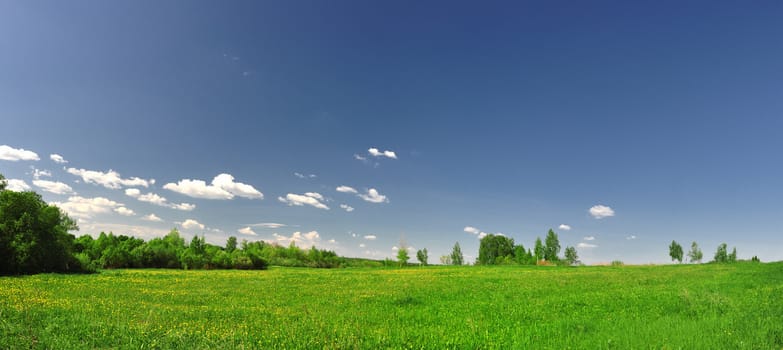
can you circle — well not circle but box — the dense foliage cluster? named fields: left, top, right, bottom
left=477, top=229, right=577, bottom=266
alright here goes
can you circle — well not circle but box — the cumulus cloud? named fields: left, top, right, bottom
left=577, top=242, right=598, bottom=248
left=67, top=168, right=153, bottom=189
left=249, top=223, right=287, bottom=229
left=0, top=145, right=39, bottom=161
left=558, top=224, right=572, bottom=231
left=368, top=148, right=397, bottom=159
left=584, top=236, right=595, bottom=241
left=164, top=173, right=263, bottom=200
left=6, top=179, right=32, bottom=192
left=238, top=227, right=257, bottom=236
left=32, top=169, right=52, bottom=179
left=141, top=214, right=163, bottom=222
left=114, top=207, right=135, bottom=216
left=339, top=204, right=354, bottom=212
left=50, top=154, right=68, bottom=164
left=33, top=180, right=75, bottom=195
left=364, top=235, right=377, bottom=240
left=336, top=185, right=358, bottom=194
left=304, top=192, right=324, bottom=201
left=278, top=193, right=329, bottom=210
left=125, top=188, right=195, bottom=211
left=589, top=205, right=615, bottom=219
left=181, top=219, right=205, bottom=230
left=464, top=226, right=480, bottom=234
left=272, top=231, right=320, bottom=246
left=358, top=188, right=388, bottom=203
left=626, top=235, right=637, bottom=240
left=52, top=196, right=122, bottom=219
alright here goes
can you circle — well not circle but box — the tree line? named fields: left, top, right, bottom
left=668, top=240, right=752, bottom=264
left=475, top=229, right=580, bottom=266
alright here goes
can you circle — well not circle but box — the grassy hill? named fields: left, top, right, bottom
left=2, top=262, right=782, bottom=349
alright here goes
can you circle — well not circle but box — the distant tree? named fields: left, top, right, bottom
left=440, top=255, right=452, bottom=265
left=564, top=246, right=579, bottom=266
left=416, top=248, right=428, bottom=266
left=544, top=229, right=561, bottom=262
left=478, top=234, right=514, bottom=265
left=728, top=247, right=737, bottom=263
left=450, top=242, right=464, bottom=266
left=0, top=174, right=6, bottom=191
left=669, top=240, right=683, bottom=263
left=751, top=256, right=760, bottom=263
left=534, top=237, right=544, bottom=262
left=713, top=243, right=728, bottom=263
left=225, top=236, right=238, bottom=253
left=687, top=241, right=703, bottom=263
left=513, top=244, right=535, bottom=265
left=397, top=247, right=410, bottom=267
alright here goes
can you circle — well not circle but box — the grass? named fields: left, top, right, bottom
left=1, top=262, right=782, bottom=349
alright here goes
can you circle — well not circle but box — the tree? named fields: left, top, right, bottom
left=0, top=174, right=6, bottom=191
left=687, top=241, right=703, bottom=263
left=416, top=248, right=428, bottom=266
left=669, top=240, right=683, bottom=263
left=533, top=237, right=544, bottom=262
left=544, top=229, right=561, bottom=261
left=450, top=242, right=464, bottom=266
left=396, top=247, right=410, bottom=267
left=478, top=234, right=514, bottom=265
left=439, top=255, right=452, bottom=265
left=713, top=243, right=728, bottom=263
left=728, top=247, right=737, bottom=263
left=225, top=236, right=237, bottom=253
left=564, top=246, right=579, bottom=266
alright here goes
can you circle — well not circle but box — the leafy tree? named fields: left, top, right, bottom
left=440, top=255, right=452, bottom=265
left=478, top=234, right=514, bottom=265
left=687, top=241, right=703, bottom=263
left=416, top=248, right=428, bottom=266
left=533, top=237, right=544, bottom=262
left=225, top=236, right=237, bottom=253
left=713, top=243, right=728, bottom=263
left=544, top=229, right=561, bottom=261
left=564, top=246, right=579, bottom=266
left=728, top=247, right=737, bottom=263
left=0, top=174, right=5, bottom=191
left=396, top=247, right=410, bottom=267
left=450, top=242, right=464, bottom=266
left=669, top=240, right=683, bottom=263
left=513, top=244, right=535, bottom=265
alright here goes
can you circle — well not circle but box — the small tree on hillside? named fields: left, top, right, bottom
left=451, top=242, right=464, bottom=266
left=687, top=241, right=703, bottom=263
left=564, top=246, right=579, bottom=266
left=544, top=229, right=561, bottom=261
left=728, top=247, right=737, bottom=263
left=397, top=247, right=410, bottom=267
left=416, top=248, right=428, bottom=266
left=669, top=240, right=683, bottom=263
left=713, top=243, right=728, bottom=263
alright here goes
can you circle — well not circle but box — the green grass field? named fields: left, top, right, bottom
left=2, top=262, right=782, bottom=349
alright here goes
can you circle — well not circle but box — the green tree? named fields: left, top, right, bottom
left=225, top=236, right=237, bottom=253
left=544, top=229, right=561, bottom=261
left=687, top=241, right=703, bottom=263
left=564, top=246, right=579, bottom=266
left=669, top=240, right=683, bottom=263
left=439, top=255, right=452, bottom=265
left=713, top=243, right=728, bottom=263
left=728, top=247, right=737, bottom=263
left=533, top=237, right=544, bottom=262
left=396, top=247, right=410, bottom=267
left=450, top=242, right=464, bottom=266
left=478, top=234, right=514, bottom=265
left=416, top=248, right=428, bottom=266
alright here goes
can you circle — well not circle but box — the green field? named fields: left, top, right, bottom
left=2, top=263, right=782, bottom=349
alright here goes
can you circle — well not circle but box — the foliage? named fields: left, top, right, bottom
left=439, top=255, right=452, bottom=265
left=564, top=246, right=579, bottom=266
left=669, top=240, right=684, bottom=263
left=687, top=241, right=703, bottom=263
left=416, top=248, right=428, bottom=266
left=611, top=260, right=624, bottom=266
left=477, top=234, right=514, bottom=265
left=396, top=247, right=410, bottom=267
left=713, top=243, right=728, bottom=263
left=450, top=242, right=463, bottom=266
left=533, top=237, right=544, bottom=262
left=544, top=229, right=561, bottom=262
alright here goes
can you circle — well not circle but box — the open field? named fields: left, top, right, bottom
left=1, top=263, right=782, bottom=349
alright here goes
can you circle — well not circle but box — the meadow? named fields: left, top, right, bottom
left=1, top=262, right=782, bottom=349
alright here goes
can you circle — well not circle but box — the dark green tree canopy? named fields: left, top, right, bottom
left=544, top=229, right=561, bottom=262
left=478, top=234, right=514, bottom=265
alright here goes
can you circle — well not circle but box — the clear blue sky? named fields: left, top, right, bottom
left=2, top=1, right=782, bottom=264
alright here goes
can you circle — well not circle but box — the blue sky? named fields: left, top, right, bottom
left=2, top=1, right=782, bottom=264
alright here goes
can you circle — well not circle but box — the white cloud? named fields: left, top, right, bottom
left=114, top=207, right=135, bottom=216
left=364, top=235, right=377, bottom=240
left=238, top=227, right=257, bottom=236
left=249, top=223, right=287, bottom=229
left=272, top=231, right=320, bottom=246
left=294, top=172, right=317, bottom=179
left=558, top=224, right=572, bottom=231
left=336, top=185, right=358, bottom=194
left=164, top=173, right=263, bottom=200
left=0, top=145, right=39, bottom=161
left=358, top=188, right=388, bottom=203
left=52, top=196, right=122, bottom=219
left=339, top=204, right=354, bottom=212
left=626, top=235, right=637, bottom=240
left=6, top=179, right=32, bottom=192
left=67, top=168, right=153, bottom=189
left=141, top=214, right=163, bottom=222
left=278, top=193, right=329, bottom=210
left=328, top=239, right=336, bottom=244
left=584, top=236, right=595, bottom=241
left=478, top=232, right=488, bottom=239
left=50, top=154, right=68, bottom=164
left=392, top=246, right=398, bottom=251
left=359, top=243, right=366, bottom=248
left=125, top=188, right=195, bottom=211
left=32, top=169, right=52, bottom=179
left=464, top=226, right=480, bottom=234
left=589, top=205, right=615, bottom=219
left=304, top=192, right=324, bottom=201
left=33, top=180, right=75, bottom=195
left=181, top=219, right=205, bottom=230
left=368, top=148, right=397, bottom=159
left=577, top=242, right=598, bottom=248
